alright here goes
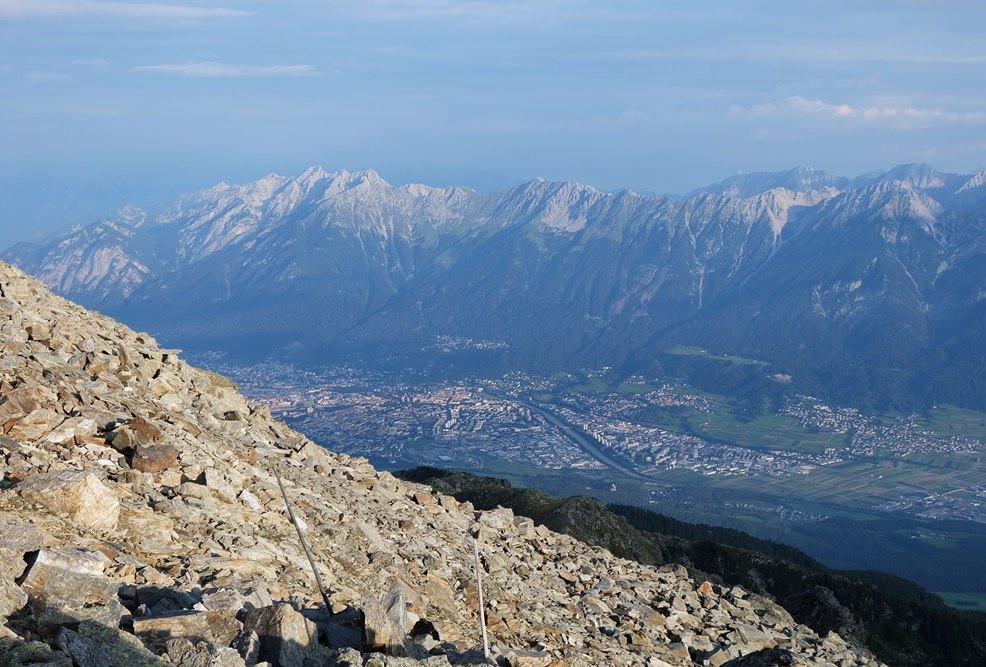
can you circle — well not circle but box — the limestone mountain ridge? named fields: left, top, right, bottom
left=6, top=163, right=986, bottom=411
left=0, top=260, right=884, bottom=666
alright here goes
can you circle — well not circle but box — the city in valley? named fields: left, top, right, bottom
left=192, top=352, right=986, bottom=528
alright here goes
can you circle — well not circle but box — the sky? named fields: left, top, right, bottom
left=2, top=0, right=985, bottom=246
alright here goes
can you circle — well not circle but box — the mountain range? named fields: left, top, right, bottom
left=6, top=163, right=986, bottom=411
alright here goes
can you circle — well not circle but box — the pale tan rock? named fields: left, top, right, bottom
left=242, top=603, right=318, bottom=666
left=0, top=517, right=46, bottom=578
left=19, top=547, right=124, bottom=638
left=18, top=469, right=120, bottom=532
left=164, top=637, right=246, bottom=667
left=133, top=610, right=242, bottom=653
left=0, top=576, right=28, bottom=619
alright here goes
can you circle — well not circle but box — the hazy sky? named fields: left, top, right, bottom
left=2, top=0, right=985, bottom=246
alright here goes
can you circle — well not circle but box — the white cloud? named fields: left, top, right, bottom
left=334, top=0, right=584, bottom=23
left=134, top=62, right=319, bottom=77
left=0, top=1, right=249, bottom=19
left=731, top=96, right=986, bottom=127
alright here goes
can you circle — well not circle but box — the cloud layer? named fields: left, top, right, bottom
left=732, top=97, right=986, bottom=127
left=0, top=1, right=249, bottom=19
left=134, top=63, right=319, bottom=78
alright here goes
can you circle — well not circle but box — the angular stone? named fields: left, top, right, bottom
left=0, top=517, right=46, bottom=579
left=242, top=603, right=318, bottom=667
left=178, top=481, right=213, bottom=500
left=201, top=588, right=245, bottom=614
left=719, top=647, right=799, bottom=666
left=328, top=647, right=363, bottom=667
left=231, top=629, right=260, bottom=665
left=0, top=577, right=28, bottom=619
left=239, top=489, right=262, bottom=511
left=136, top=585, right=197, bottom=614
left=18, top=469, right=120, bottom=532
left=57, top=619, right=167, bottom=667
left=132, top=444, right=180, bottom=473
left=118, top=507, right=175, bottom=552
left=164, top=637, right=246, bottom=667
left=6, top=408, right=64, bottom=442
left=363, top=579, right=419, bottom=656
left=19, top=547, right=124, bottom=637
left=504, top=649, right=552, bottom=666
left=733, top=622, right=775, bottom=649
left=133, top=610, right=242, bottom=654
left=204, top=469, right=237, bottom=502
left=0, top=387, right=39, bottom=425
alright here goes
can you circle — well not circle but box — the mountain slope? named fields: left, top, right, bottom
left=397, top=467, right=986, bottom=667
left=0, top=260, right=886, bottom=665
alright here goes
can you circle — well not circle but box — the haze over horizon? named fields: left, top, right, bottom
left=2, top=0, right=985, bottom=247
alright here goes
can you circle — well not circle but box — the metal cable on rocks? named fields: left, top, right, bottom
left=276, top=472, right=334, bottom=616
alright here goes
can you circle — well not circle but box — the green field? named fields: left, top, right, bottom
left=616, top=381, right=654, bottom=395
left=635, top=400, right=848, bottom=454
left=696, top=410, right=846, bottom=454
left=666, top=345, right=766, bottom=366
left=564, top=375, right=611, bottom=394
left=530, top=370, right=986, bottom=592
left=921, top=404, right=986, bottom=439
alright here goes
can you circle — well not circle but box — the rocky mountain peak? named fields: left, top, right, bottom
left=956, top=169, right=986, bottom=194
left=691, top=166, right=848, bottom=199
left=869, top=163, right=948, bottom=190
left=0, top=261, right=885, bottom=666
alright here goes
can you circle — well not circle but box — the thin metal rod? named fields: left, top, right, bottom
left=277, top=473, right=334, bottom=615
left=473, top=539, right=490, bottom=658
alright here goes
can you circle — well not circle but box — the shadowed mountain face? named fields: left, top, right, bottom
left=7, top=163, right=986, bottom=410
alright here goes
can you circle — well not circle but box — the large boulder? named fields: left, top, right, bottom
left=242, top=603, right=329, bottom=667
left=19, top=547, right=124, bottom=638
left=18, top=470, right=120, bottom=533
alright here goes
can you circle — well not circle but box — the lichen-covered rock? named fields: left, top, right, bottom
left=56, top=620, right=166, bottom=667
left=0, top=638, right=73, bottom=667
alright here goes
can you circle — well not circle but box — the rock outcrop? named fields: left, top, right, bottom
left=0, top=261, right=884, bottom=666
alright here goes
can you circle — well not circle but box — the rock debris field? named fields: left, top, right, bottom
left=0, top=261, right=884, bottom=667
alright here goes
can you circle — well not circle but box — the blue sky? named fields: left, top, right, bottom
left=2, top=0, right=985, bottom=246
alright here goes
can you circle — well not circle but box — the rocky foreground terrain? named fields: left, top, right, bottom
left=0, top=260, right=884, bottom=666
